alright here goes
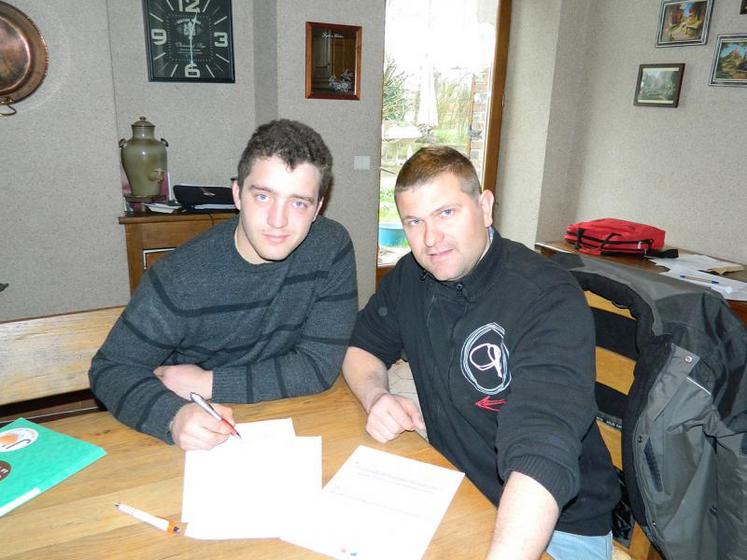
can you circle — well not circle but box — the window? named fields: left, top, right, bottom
left=377, top=0, right=507, bottom=269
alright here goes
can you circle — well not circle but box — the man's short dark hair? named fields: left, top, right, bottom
left=395, top=146, right=481, bottom=199
left=237, top=119, right=333, bottom=199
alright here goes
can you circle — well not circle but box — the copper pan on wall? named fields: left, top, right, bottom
left=0, top=1, right=48, bottom=116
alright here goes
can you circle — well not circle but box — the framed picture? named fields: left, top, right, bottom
left=305, top=22, right=362, bottom=100
left=656, top=0, right=713, bottom=47
left=741, top=0, right=747, bottom=15
left=709, top=34, right=747, bottom=87
left=634, top=64, right=685, bottom=107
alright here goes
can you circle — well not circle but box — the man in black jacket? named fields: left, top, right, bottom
left=343, top=147, right=618, bottom=560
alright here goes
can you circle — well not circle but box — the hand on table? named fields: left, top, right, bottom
left=170, top=402, right=236, bottom=451
left=155, top=363, right=213, bottom=400
left=365, top=391, right=425, bottom=443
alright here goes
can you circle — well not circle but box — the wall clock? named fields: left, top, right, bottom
left=0, top=1, right=48, bottom=115
left=142, top=0, right=235, bottom=83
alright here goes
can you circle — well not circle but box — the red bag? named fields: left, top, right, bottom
left=564, top=218, right=665, bottom=256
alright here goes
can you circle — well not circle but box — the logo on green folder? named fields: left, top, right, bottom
left=0, top=428, right=38, bottom=452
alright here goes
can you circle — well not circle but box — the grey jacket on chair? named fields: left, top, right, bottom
left=556, top=254, right=747, bottom=560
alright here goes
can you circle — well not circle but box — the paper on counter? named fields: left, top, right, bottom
left=658, top=264, right=747, bottom=301
left=648, top=254, right=744, bottom=275
left=281, top=445, right=464, bottom=560
left=182, top=419, right=322, bottom=540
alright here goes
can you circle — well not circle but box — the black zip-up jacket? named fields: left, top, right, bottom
left=351, top=230, right=619, bottom=536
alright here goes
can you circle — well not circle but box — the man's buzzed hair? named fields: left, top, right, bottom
left=395, top=146, right=481, bottom=199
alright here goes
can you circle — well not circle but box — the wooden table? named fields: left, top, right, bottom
left=536, top=240, right=747, bottom=326
left=0, top=380, right=515, bottom=560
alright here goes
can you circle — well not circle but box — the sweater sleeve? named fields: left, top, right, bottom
left=210, top=239, right=358, bottom=403
left=88, top=270, right=189, bottom=444
left=495, top=281, right=597, bottom=509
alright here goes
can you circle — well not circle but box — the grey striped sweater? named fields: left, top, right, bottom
left=89, top=216, right=357, bottom=443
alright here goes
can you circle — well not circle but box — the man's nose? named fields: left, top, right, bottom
left=423, top=221, right=441, bottom=247
left=268, top=201, right=288, bottom=228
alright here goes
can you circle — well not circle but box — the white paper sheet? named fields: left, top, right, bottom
left=648, top=254, right=744, bottom=274
left=182, top=419, right=322, bottom=540
left=281, top=445, right=464, bottom=560
left=657, top=264, right=747, bottom=301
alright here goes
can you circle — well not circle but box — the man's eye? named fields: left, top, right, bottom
left=405, top=219, right=421, bottom=227
left=441, top=208, right=454, bottom=217
left=292, top=200, right=310, bottom=209
left=255, top=193, right=269, bottom=202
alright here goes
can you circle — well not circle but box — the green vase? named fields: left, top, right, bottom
left=119, top=116, right=168, bottom=199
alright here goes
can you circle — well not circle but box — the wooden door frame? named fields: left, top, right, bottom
left=482, top=0, right=511, bottom=196
left=376, top=0, right=511, bottom=286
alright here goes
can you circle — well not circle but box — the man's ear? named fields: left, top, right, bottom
left=313, top=197, right=324, bottom=220
left=232, top=180, right=242, bottom=210
left=479, top=189, right=494, bottom=228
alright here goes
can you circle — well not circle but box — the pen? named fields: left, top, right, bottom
left=679, top=274, right=720, bottom=285
left=189, top=392, right=241, bottom=438
left=114, top=502, right=180, bottom=534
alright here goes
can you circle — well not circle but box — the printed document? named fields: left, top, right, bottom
left=182, top=418, right=321, bottom=539
left=281, top=445, right=464, bottom=560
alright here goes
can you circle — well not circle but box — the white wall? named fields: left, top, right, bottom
left=494, top=0, right=562, bottom=244
left=275, top=0, right=385, bottom=305
left=498, top=0, right=746, bottom=264
left=0, top=0, right=384, bottom=321
left=0, top=1, right=127, bottom=321
left=107, top=1, right=257, bottom=188
left=568, top=0, right=746, bottom=263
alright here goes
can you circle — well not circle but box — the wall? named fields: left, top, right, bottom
left=107, top=1, right=257, bottom=188
left=494, top=0, right=562, bottom=243
left=0, top=0, right=384, bottom=321
left=498, top=0, right=746, bottom=264
left=0, top=1, right=126, bottom=321
left=275, top=0, right=385, bottom=305
left=568, top=0, right=746, bottom=263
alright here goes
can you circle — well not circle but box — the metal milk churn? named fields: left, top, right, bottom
left=119, top=116, right=168, bottom=199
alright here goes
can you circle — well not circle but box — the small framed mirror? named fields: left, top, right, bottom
left=305, top=21, right=361, bottom=100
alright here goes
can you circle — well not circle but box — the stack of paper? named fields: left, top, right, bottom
left=181, top=421, right=465, bottom=559
left=648, top=254, right=744, bottom=275
left=649, top=254, right=747, bottom=301
left=182, top=418, right=321, bottom=539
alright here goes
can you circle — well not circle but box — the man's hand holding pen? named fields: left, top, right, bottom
left=155, top=364, right=241, bottom=451
left=170, top=400, right=237, bottom=451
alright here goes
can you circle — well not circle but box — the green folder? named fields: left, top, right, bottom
left=0, top=418, right=106, bottom=517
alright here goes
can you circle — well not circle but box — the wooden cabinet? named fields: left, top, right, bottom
left=118, top=212, right=236, bottom=293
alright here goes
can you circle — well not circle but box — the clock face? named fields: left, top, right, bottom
left=143, top=0, right=235, bottom=83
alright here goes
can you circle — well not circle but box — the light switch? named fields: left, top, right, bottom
left=353, top=156, right=370, bottom=170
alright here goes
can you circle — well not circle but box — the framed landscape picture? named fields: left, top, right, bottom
left=634, top=63, right=685, bottom=107
left=709, top=34, right=747, bottom=87
left=656, top=0, right=713, bottom=47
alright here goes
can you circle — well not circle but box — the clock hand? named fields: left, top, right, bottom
left=189, top=13, right=199, bottom=65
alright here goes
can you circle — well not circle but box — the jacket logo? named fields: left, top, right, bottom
left=475, top=396, right=507, bottom=411
left=461, top=322, right=511, bottom=397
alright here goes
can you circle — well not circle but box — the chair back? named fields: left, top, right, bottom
left=585, top=291, right=661, bottom=560
left=0, top=307, right=123, bottom=406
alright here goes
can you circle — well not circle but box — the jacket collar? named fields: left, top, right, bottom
left=423, top=227, right=504, bottom=302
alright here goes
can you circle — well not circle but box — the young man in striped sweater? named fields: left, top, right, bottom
left=90, top=120, right=357, bottom=451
